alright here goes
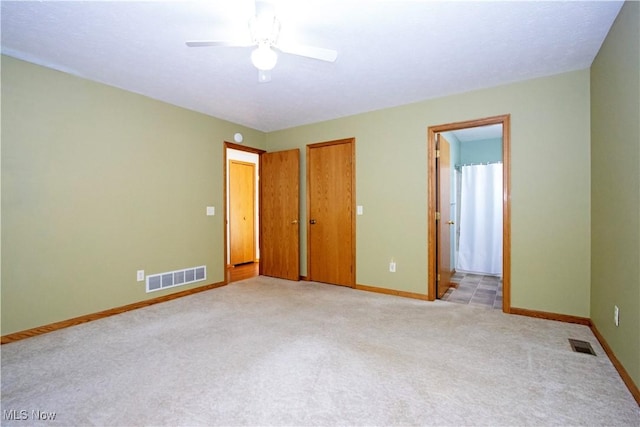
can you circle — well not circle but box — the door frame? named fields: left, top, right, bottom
left=306, top=138, right=356, bottom=288
left=427, top=114, right=511, bottom=312
left=223, top=142, right=265, bottom=284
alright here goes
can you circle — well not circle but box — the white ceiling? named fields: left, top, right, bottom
left=1, top=1, right=624, bottom=132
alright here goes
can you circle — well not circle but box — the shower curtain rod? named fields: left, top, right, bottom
left=455, top=161, right=502, bottom=170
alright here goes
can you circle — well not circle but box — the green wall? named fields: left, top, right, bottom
left=267, top=69, right=592, bottom=317
left=1, top=57, right=593, bottom=335
left=591, top=0, right=640, bottom=387
left=460, top=137, right=502, bottom=164
left=1, top=56, right=266, bottom=335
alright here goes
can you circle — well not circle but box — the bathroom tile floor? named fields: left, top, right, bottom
left=441, top=272, right=502, bottom=310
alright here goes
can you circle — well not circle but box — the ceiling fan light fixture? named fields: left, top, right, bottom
left=249, top=14, right=280, bottom=45
left=186, top=4, right=336, bottom=83
left=258, top=70, right=271, bottom=83
left=251, top=43, right=278, bottom=70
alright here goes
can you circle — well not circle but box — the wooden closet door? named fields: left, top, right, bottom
left=229, top=160, right=255, bottom=265
left=307, top=139, right=355, bottom=287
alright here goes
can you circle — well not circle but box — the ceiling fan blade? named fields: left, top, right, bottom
left=185, top=40, right=253, bottom=48
left=277, top=42, right=337, bottom=62
left=258, top=69, right=272, bottom=83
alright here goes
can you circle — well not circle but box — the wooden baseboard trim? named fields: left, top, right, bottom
left=590, top=323, right=640, bottom=405
left=1, top=281, right=227, bottom=345
left=510, top=307, right=591, bottom=325
left=355, top=284, right=429, bottom=301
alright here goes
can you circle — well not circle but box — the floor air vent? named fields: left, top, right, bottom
left=568, top=339, right=596, bottom=356
left=146, top=266, right=206, bottom=293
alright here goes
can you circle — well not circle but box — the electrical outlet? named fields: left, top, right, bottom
left=614, top=305, right=619, bottom=327
left=137, top=270, right=145, bottom=282
left=389, top=261, right=396, bottom=273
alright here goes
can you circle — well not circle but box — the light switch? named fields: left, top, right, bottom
left=357, top=205, right=363, bottom=215
left=206, top=206, right=215, bottom=216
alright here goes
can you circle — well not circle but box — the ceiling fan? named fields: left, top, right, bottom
left=185, top=1, right=338, bottom=83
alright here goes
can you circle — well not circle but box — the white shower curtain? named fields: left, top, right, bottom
left=457, top=163, right=503, bottom=275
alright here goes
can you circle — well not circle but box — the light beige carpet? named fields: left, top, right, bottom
left=1, top=276, right=638, bottom=426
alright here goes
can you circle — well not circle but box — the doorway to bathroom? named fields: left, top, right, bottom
left=427, top=115, right=511, bottom=312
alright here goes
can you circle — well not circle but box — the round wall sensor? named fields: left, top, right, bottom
left=233, top=133, right=243, bottom=143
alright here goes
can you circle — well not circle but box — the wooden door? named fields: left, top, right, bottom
left=229, top=160, right=255, bottom=265
left=437, top=135, right=453, bottom=298
left=260, top=149, right=300, bottom=281
left=307, top=139, right=355, bottom=287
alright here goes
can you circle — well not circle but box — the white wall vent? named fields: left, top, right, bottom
left=146, top=266, right=206, bottom=293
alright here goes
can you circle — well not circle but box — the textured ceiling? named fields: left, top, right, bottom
left=1, top=1, right=624, bottom=132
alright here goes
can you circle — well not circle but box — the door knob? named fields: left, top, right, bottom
left=292, top=220, right=299, bottom=224
left=310, top=219, right=317, bottom=224
left=447, top=220, right=455, bottom=225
